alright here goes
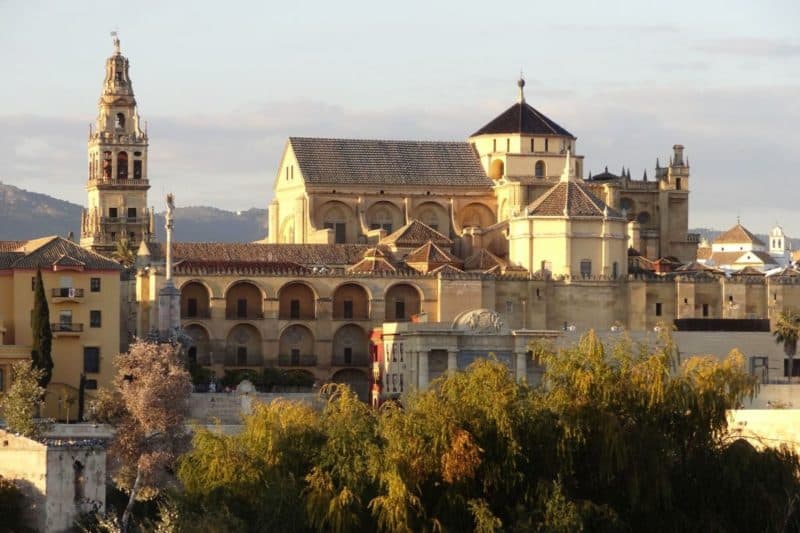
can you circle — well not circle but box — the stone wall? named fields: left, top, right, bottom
left=188, top=392, right=320, bottom=424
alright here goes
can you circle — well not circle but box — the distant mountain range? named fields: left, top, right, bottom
left=0, top=181, right=268, bottom=243
left=0, top=181, right=795, bottom=250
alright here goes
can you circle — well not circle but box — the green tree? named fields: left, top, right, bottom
left=112, top=237, right=136, bottom=267
left=165, top=332, right=800, bottom=532
left=30, top=269, right=53, bottom=389
left=0, top=360, right=51, bottom=438
left=773, top=308, right=800, bottom=383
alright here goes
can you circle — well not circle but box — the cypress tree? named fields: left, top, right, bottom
left=31, top=269, right=53, bottom=388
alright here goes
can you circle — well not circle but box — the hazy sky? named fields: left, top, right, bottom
left=1, top=0, right=798, bottom=236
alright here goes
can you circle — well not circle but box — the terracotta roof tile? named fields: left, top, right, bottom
left=381, top=219, right=452, bottom=247
left=168, top=242, right=368, bottom=267
left=527, top=180, right=622, bottom=218
left=0, top=240, right=26, bottom=252
left=714, top=224, right=765, bottom=246
left=0, top=237, right=121, bottom=271
left=430, top=263, right=464, bottom=275
left=464, top=248, right=506, bottom=271
left=289, top=137, right=491, bottom=188
left=404, top=241, right=459, bottom=265
left=471, top=102, right=574, bottom=137
left=347, top=257, right=397, bottom=274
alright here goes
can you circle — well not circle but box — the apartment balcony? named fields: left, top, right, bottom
left=51, top=288, right=84, bottom=302
left=278, top=354, right=318, bottom=367
left=51, top=323, right=83, bottom=337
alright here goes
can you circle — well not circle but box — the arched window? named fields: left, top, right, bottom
left=117, top=152, right=128, bottom=179
left=115, top=113, right=125, bottom=130
left=534, top=160, right=545, bottom=178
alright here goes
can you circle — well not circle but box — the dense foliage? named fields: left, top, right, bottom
left=0, top=360, right=50, bottom=438
left=30, top=269, right=53, bottom=388
left=774, top=308, right=800, bottom=382
left=158, top=331, right=800, bottom=532
left=0, top=475, right=27, bottom=531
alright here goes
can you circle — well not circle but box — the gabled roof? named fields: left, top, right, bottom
left=526, top=180, right=622, bottom=218
left=347, top=248, right=397, bottom=274
left=766, top=266, right=800, bottom=278
left=430, top=263, right=464, bottom=275
left=714, top=224, right=765, bottom=246
left=0, top=237, right=121, bottom=271
left=471, top=101, right=574, bottom=138
left=464, top=248, right=506, bottom=272
left=381, top=219, right=452, bottom=247
left=288, top=137, right=491, bottom=188
left=730, top=266, right=765, bottom=277
left=405, top=241, right=459, bottom=265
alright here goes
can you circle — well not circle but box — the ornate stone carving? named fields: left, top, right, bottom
left=458, top=309, right=504, bottom=334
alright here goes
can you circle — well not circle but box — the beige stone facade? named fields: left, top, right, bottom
left=0, top=237, right=122, bottom=420
left=0, top=429, right=107, bottom=533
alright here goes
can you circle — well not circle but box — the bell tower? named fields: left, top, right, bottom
left=81, top=33, right=155, bottom=256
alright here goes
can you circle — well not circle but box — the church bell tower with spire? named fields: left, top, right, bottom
left=81, top=33, right=155, bottom=256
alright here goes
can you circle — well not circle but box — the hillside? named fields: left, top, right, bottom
left=0, top=181, right=268, bottom=242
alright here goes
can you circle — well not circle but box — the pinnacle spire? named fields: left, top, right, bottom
left=111, top=31, right=120, bottom=55
left=517, top=75, right=526, bottom=104
left=560, top=150, right=574, bottom=182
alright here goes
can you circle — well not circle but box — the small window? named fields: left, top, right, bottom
left=117, top=152, right=128, bottom=179
left=31, top=277, right=36, bottom=291
left=85, top=379, right=98, bottom=390
left=237, top=299, right=247, bottom=319
left=83, top=347, right=100, bottom=373
left=535, top=160, right=545, bottom=178
left=545, top=138, right=549, bottom=152
left=237, top=347, right=247, bottom=366
left=133, top=160, right=142, bottom=179
left=59, top=310, right=73, bottom=325
left=343, top=300, right=354, bottom=319
left=530, top=138, right=535, bottom=152
left=676, top=178, right=682, bottom=190
left=506, top=138, right=510, bottom=151
left=655, top=302, right=662, bottom=316
left=187, top=298, right=198, bottom=318
left=109, top=207, right=118, bottom=219
left=536, top=288, right=541, bottom=299
left=702, top=303, right=709, bottom=317
left=90, top=278, right=101, bottom=292
left=505, top=300, right=514, bottom=313
left=0, top=369, right=4, bottom=392
left=580, top=260, right=592, bottom=278
left=290, top=300, right=300, bottom=320
left=493, top=139, right=497, bottom=152
left=127, top=207, right=137, bottom=219
left=395, top=300, right=406, bottom=320
left=110, top=232, right=116, bottom=241
left=90, top=310, right=102, bottom=328
left=612, top=262, right=619, bottom=279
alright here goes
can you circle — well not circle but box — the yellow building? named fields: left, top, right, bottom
left=0, top=237, right=122, bottom=421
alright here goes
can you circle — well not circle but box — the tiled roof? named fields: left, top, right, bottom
left=527, top=180, right=622, bottom=218
left=464, top=248, right=506, bottom=271
left=173, top=260, right=309, bottom=276
left=675, top=261, right=724, bottom=274
left=405, top=241, right=459, bottom=265
left=0, top=240, right=26, bottom=252
left=730, top=266, right=765, bottom=276
left=430, top=264, right=464, bottom=275
left=706, top=251, right=777, bottom=267
left=168, top=242, right=368, bottom=267
left=714, top=224, right=765, bottom=246
left=0, top=236, right=121, bottom=271
left=381, top=219, right=452, bottom=247
left=766, top=266, right=800, bottom=278
left=471, top=102, right=574, bottom=138
left=347, top=256, right=397, bottom=274
left=289, top=137, right=491, bottom=187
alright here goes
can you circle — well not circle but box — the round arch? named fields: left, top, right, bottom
left=458, top=202, right=495, bottom=229
left=278, top=281, right=317, bottom=320
left=534, top=160, right=546, bottom=178
left=332, top=323, right=369, bottom=366
left=414, top=201, right=449, bottom=234
left=366, top=201, right=404, bottom=234
left=184, top=323, right=211, bottom=365
left=224, top=280, right=264, bottom=320
left=226, top=323, right=262, bottom=366
left=332, top=282, right=371, bottom=320
left=180, top=281, right=212, bottom=319
left=278, top=324, right=316, bottom=366
left=117, top=151, right=128, bottom=179
left=316, top=200, right=355, bottom=243
left=490, top=159, right=505, bottom=180
left=332, top=368, right=370, bottom=403
left=636, top=211, right=652, bottom=226
left=384, top=282, right=423, bottom=322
